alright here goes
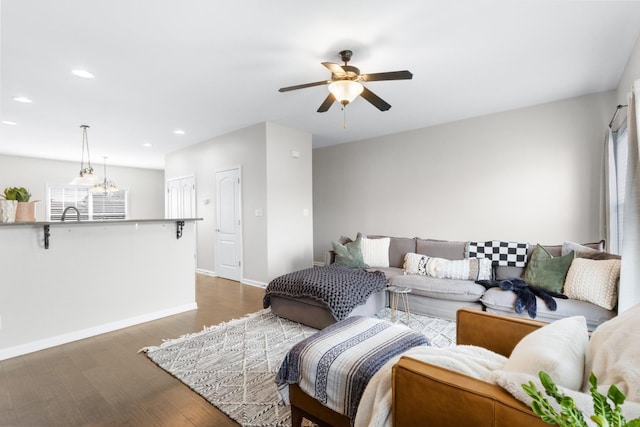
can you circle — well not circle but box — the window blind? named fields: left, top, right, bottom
left=47, top=184, right=129, bottom=221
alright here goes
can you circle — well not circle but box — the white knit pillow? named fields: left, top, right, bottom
left=564, top=258, right=620, bottom=310
left=360, top=237, right=390, bottom=268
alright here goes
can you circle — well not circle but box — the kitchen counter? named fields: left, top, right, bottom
left=0, top=218, right=201, bottom=360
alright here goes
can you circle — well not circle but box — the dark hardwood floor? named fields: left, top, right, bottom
left=0, top=274, right=266, bottom=426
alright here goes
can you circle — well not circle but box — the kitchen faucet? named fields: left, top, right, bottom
left=61, top=206, right=80, bottom=221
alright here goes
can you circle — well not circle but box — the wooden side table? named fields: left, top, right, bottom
left=387, top=286, right=412, bottom=322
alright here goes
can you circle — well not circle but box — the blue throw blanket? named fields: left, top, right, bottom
left=263, top=264, right=387, bottom=321
left=275, top=316, right=429, bottom=424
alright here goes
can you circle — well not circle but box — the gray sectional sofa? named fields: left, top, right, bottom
left=326, top=235, right=618, bottom=330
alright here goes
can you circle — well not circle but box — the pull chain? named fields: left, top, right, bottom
left=342, top=106, right=347, bottom=129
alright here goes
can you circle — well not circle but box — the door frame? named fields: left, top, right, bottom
left=214, top=165, right=243, bottom=281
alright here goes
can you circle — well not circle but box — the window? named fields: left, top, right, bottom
left=47, top=184, right=129, bottom=221
left=608, top=123, right=629, bottom=254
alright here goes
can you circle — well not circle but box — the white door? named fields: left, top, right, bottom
left=215, top=168, right=242, bottom=281
left=166, top=176, right=196, bottom=218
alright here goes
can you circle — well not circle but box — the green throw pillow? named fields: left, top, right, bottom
left=332, top=233, right=368, bottom=268
left=523, top=244, right=574, bottom=293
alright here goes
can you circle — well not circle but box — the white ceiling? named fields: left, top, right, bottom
left=2, top=1, right=640, bottom=170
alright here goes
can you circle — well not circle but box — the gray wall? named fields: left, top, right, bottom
left=266, top=122, right=314, bottom=279
left=617, top=34, right=640, bottom=104
left=165, top=123, right=267, bottom=284
left=312, top=91, right=616, bottom=262
left=165, top=121, right=313, bottom=286
left=0, top=154, right=164, bottom=220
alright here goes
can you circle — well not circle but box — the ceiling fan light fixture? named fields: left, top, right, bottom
left=328, top=80, right=363, bottom=106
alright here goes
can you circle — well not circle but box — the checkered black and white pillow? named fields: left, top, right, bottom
left=467, top=240, right=529, bottom=267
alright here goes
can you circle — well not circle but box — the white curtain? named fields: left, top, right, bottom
left=604, top=129, right=620, bottom=254
left=619, top=79, right=640, bottom=313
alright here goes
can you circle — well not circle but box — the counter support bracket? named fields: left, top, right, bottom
left=44, top=225, right=51, bottom=249
left=176, top=220, right=185, bottom=239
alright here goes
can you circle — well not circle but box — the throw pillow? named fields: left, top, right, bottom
left=360, top=237, right=390, bottom=268
left=425, top=256, right=493, bottom=281
left=403, top=253, right=492, bottom=280
left=561, top=241, right=599, bottom=258
left=583, top=303, right=640, bottom=402
left=332, top=233, right=368, bottom=268
left=522, top=244, right=574, bottom=293
left=403, top=253, right=427, bottom=275
left=563, top=258, right=620, bottom=310
left=502, top=316, right=589, bottom=390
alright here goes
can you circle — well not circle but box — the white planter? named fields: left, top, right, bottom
left=0, top=200, right=18, bottom=223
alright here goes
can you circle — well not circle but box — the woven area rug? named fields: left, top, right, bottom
left=142, top=308, right=455, bottom=427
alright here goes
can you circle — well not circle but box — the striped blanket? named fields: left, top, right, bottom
left=275, top=316, right=429, bottom=424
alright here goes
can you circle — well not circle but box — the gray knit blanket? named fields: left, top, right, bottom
left=263, top=264, right=387, bottom=321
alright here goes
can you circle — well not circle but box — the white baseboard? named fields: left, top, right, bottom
left=195, top=269, right=265, bottom=288
left=196, top=268, right=216, bottom=277
left=0, top=303, right=198, bottom=361
left=313, top=261, right=325, bottom=267
left=241, top=278, right=267, bottom=288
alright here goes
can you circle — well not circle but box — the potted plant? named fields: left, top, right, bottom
left=2, top=187, right=37, bottom=222
left=523, top=371, right=640, bottom=427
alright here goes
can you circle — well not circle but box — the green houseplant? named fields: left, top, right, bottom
left=3, top=186, right=32, bottom=202
left=523, top=371, right=640, bottom=427
left=2, top=187, right=36, bottom=222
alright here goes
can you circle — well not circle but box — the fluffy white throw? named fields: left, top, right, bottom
left=354, top=345, right=507, bottom=427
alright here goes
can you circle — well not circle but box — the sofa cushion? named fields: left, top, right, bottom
left=561, top=241, right=599, bottom=258
left=389, top=275, right=485, bottom=302
left=502, top=315, right=589, bottom=390
left=494, top=265, right=525, bottom=281
left=522, top=244, right=574, bottom=293
left=360, top=236, right=390, bottom=268
left=540, top=240, right=604, bottom=257
left=367, top=235, right=416, bottom=268
left=480, top=288, right=616, bottom=330
left=331, top=233, right=368, bottom=268
left=367, top=266, right=404, bottom=281
left=415, top=239, right=466, bottom=260
left=563, top=258, right=620, bottom=310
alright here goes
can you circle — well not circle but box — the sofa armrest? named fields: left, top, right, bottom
left=324, top=250, right=336, bottom=266
left=392, top=356, right=548, bottom=427
left=456, top=308, right=546, bottom=357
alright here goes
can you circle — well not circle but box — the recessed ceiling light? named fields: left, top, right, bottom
left=72, top=69, right=95, bottom=79
left=174, top=130, right=185, bottom=135
left=13, top=96, right=32, bottom=103
left=143, top=143, right=153, bottom=147
left=1, top=120, right=17, bottom=126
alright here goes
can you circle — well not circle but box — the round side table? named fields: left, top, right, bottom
left=387, top=286, right=412, bottom=322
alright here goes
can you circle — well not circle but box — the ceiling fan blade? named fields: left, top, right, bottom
left=317, top=93, right=336, bottom=112
left=322, top=62, right=346, bottom=78
left=360, top=70, right=413, bottom=82
left=279, top=80, right=329, bottom=92
left=360, top=87, right=391, bottom=111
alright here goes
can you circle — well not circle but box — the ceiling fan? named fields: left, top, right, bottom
left=278, top=50, right=413, bottom=112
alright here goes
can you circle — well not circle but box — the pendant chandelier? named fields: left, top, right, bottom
left=70, top=125, right=102, bottom=186
left=92, top=157, right=119, bottom=194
